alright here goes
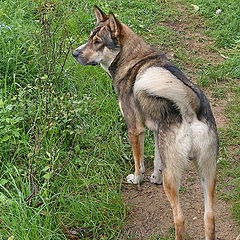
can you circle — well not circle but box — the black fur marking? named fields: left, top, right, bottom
left=135, top=90, right=182, bottom=124
left=91, top=25, right=121, bottom=51
left=109, top=53, right=161, bottom=82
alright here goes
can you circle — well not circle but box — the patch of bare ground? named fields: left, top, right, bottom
left=157, top=4, right=224, bottom=82
left=122, top=3, right=238, bottom=240
left=123, top=168, right=239, bottom=240
left=163, top=16, right=222, bottom=62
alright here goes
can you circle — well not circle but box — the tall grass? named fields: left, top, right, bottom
left=0, top=0, right=165, bottom=238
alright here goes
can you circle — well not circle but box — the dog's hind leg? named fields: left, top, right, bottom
left=127, top=131, right=145, bottom=186
left=198, top=154, right=217, bottom=240
left=150, top=132, right=162, bottom=184
left=193, top=125, right=217, bottom=240
left=162, top=169, right=185, bottom=240
left=159, top=124, right=191, bottom=240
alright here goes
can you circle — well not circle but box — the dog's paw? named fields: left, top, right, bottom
left=150, top=173, right=162, bottom=185
left=127, top=173, right=144, bottom=185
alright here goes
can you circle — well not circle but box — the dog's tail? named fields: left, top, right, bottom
left=134, top=66, right=200, bottom=123
left=163, top=63, right=217, bottom=130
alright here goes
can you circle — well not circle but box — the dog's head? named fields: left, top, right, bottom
left=72, top=6, right=122, bottom=69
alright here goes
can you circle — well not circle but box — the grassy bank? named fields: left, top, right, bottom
left=0, top=0, right=239, bottom=239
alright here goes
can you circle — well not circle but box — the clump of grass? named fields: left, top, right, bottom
left=0, top=0, right=39, bottom=96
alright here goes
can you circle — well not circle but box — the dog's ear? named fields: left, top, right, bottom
left=94, top=6, right=108, bottom=24
left=109, top=12, right=121, bottom=38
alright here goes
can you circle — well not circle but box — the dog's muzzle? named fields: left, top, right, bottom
left=72, top=48, right=87, bottom=65
left=72, top=49, right=98, bottom=66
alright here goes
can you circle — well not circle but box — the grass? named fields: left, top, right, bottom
left=0, top=0, right=239, bottom=239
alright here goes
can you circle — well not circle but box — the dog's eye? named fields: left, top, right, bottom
left=94, top=39, right=101, bottom=45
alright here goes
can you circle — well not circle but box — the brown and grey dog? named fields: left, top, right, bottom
left=73, top=6, right=219, bottom=240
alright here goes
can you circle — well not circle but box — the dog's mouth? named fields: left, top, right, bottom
left=72, top=53, right=98, bottom=66
left=76, top=59, right=98, bottom=66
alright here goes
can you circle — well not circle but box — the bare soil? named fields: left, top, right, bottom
left=123, top=168, right=239, bottom=240
left=122, top=3, right=239, bottom=240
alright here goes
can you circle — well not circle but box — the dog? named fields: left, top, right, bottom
left=72, top=6, right=219, bottom=240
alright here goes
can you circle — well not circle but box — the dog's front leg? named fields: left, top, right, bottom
left=127, top=131, right=145, bottom=186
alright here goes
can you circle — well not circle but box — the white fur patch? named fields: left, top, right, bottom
left=150, top=172, right=162, bottom=184
left=150, top=132, right=162, bottom=184
left=75, top=43, right=87, bottom=51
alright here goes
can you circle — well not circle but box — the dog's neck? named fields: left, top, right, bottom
left=108, top=25, right=155, bottom=81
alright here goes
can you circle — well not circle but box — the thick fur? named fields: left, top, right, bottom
left=73, top=6, right=219, bottom=240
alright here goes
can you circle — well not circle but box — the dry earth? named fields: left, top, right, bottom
left=123, top=167, right=239, bottom=240
left=122, top=4, right=239, bottom=240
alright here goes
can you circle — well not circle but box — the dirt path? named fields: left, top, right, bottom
left=123, top=167, right=239, bottom=240
left=122, top=3, right=239, bottom=240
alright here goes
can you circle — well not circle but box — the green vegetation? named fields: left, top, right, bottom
left=0, top=0, right=239, bottom=239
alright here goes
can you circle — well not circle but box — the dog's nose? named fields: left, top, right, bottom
left=72, top=50, right=79, bottom=57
